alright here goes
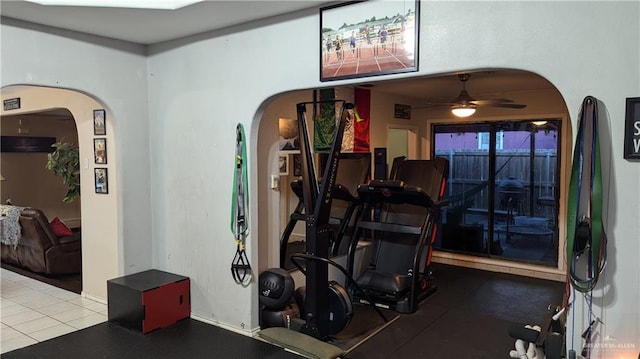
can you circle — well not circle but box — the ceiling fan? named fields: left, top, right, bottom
left=417, top=74, right=527, bottom=117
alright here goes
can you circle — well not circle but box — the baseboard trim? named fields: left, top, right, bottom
left=432, top=251, right=565, bottom=282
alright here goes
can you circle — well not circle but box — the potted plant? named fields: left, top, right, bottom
left=46, top=141, right=80, bottom=203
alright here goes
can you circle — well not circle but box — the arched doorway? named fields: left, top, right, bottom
left=256, top=68, right=571, bottom=279
left=1, top=108, right=81, bottom=291
left=1, top=85, right=120, bottom=301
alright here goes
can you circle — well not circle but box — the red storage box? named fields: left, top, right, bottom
left=107, top=269, right=190, bottom=333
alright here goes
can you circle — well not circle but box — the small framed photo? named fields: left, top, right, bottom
left=279, top=155, right=289, bottom=176
left=624, top=97, right=640, bottom=160
left=94, top=168, right=108, bottom=194
left=93, top=109, right=106, bottom=136
left=93, top=138, right=107, bottom=164
left=279, top=118, right=300, bottom=152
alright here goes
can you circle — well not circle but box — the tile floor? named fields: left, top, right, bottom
left=1, top=268, right=107, bottom=354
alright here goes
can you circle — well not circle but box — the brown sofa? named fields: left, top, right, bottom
left=1, top=208, right=81, bottom=275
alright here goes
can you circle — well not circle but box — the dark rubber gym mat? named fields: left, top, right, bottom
left=391, top=309, right=515, bottom=359
left=3, top=319, right=303, bottom=359
left=347, top=263, right=565, bottom=359
left=330, top=303, right=399, bottom=353
left=460, top=274, right=565, bottom=324
left=3, top=264, right=565, bottom=359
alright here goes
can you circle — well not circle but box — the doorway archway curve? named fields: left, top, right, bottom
left=1, top=84, right=120, bottom=301
left=255, top=68, right=571, bottom=275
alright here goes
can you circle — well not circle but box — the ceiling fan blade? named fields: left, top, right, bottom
left=487, top=103, right=527, bottom=109
left=470, top=98, right=514, bottom=105
left=417, top=74, right=527, bottom=111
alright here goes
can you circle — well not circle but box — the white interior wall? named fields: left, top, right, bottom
left=1, top=1, right=638, bottom=356
left=0, top=25, right=152, bottom=299
left=147, top=1, right=639, bottom=352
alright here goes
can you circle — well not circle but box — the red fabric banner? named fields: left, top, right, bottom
left=354, top=87, right=371, bottom=152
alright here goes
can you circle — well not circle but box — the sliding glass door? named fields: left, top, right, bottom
left=433, top=120, right=561, bottom=267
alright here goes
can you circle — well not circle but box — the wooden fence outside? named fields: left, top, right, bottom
left=436, top=149, right=558, bottom=216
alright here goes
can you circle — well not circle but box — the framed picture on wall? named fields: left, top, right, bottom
left=293, top=154, right=302, bottom=177
left=279, top=155, right=289, bottom=176
left=93, top=109, right=106, bottom=135
left=93, top=138, right=107, bottom=164
left=279, top=118, right=300, bottom=152
left=320, top=0, right=420, bottom=81
left=94, top=168, right=108, bottom=194
left=624, top=97, right=640, bottom=160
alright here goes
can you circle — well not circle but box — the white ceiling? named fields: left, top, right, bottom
left=0, top=0, right=557, bottom=104
left=0, top=0, right=332, bottom=45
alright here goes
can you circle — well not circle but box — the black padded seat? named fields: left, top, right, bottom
left=347, top=157, right=449, bottom=313
left=356, top=270, right=411, bottom=296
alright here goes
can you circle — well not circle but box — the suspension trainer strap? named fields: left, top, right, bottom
left=231, top=123, right=251, bottom=284
left=566, top=96, right=607, bottom=293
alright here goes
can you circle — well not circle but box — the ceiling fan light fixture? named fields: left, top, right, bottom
left=451, top=104, right=476, bottom=117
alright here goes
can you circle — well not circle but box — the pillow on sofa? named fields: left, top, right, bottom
left=50, top=217, right=73, bottom=237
